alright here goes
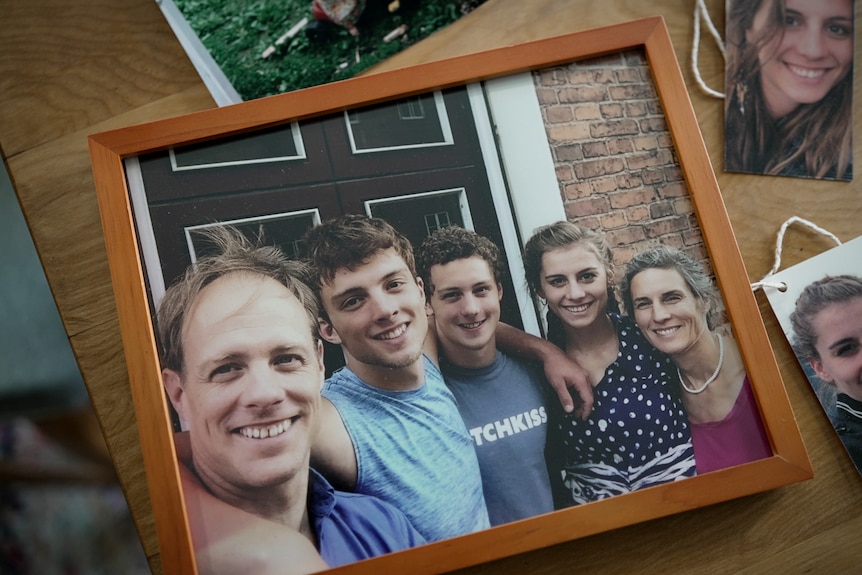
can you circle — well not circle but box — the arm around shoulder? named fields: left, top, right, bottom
left=495, top=322, right=594, bottom=419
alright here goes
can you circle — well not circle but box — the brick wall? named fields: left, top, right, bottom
left=532, top=50, right=711, bottom=286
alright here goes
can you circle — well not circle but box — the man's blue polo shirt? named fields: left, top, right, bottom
left=308, top=469, right=425, bottom=567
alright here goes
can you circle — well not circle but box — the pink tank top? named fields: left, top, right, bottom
left=689, top=377, right=772, bottom=474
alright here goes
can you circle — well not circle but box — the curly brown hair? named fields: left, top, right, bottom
left=301, top=214, right=416, bottom=287
left=415, top=226, right=503, bottom=298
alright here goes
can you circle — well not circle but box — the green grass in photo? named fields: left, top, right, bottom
left=174, top=0, right=484, bottom=101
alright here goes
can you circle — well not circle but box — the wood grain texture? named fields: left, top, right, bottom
left=92, top=131, right=198, bottom=573
left=0, top=0, right=205, bottom=157
left=1, top=0, right=860, bottom=573
left=3, top=84, right=215, bottom=566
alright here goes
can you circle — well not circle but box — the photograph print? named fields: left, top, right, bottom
left=764, top=235, right=862, bottom=476
left=724, top=0, right=854, bottom=181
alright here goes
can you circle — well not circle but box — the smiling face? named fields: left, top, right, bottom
left=539, top=244, right=609, bottom=332
left=809, top=296, right=862, bottom=401
left=163, top=272, right=324, bottom=505
left=750, top=0, right=854, bottom=118
left=318, top=248, right=428, bottom=383
left=629, top=267, right=709, bottom=357
left=427, top=256, right=502, bottom=369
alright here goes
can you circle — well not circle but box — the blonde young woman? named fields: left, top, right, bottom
left=621, top=246, right=772, bottom=474
left=524, top=222, right=695, bottom=506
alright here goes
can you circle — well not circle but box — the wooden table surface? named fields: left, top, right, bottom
left=2, top=0, right=860, bottom=573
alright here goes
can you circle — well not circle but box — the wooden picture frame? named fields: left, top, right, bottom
left=88, top=17, right=812, bottom=575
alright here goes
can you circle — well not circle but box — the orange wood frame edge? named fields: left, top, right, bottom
left=88, top=16, right=813, bottom=575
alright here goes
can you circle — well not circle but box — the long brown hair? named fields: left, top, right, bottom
left=724, top=0, right=853, bottom=179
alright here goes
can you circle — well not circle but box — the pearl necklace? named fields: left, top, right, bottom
left=678, top=333, right=724, bottom=394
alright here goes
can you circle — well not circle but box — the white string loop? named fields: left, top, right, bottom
left=692, top=0, right=726, bottom=99
left=750, top=217, right=843, bottom=292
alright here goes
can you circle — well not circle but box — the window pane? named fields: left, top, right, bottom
left=172, top=125, right=303, bottom=169
left=368, top=191, right=464, bottom=248
left=188, top=212, right=316, bottom=261
left=347, top=93, right=449, bottom=152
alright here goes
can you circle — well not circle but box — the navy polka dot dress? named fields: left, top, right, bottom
left=549, top=314, right=696, bottom=505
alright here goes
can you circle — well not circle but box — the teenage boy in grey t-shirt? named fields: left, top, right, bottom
left=417, top=226, right=556, bottom=525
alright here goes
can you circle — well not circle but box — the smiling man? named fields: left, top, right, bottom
left=416, top=226, right=556, bottom=525
left=157, top=227, right=423, bottom=573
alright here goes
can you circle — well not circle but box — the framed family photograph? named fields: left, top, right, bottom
left=89, top=16, right=812, bottom=575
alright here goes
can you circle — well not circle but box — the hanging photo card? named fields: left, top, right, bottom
left=724, top=0, right=855, bottom=181
left=764, top=234, right=862, bottom=474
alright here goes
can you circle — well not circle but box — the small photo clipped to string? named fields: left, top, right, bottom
left=723, top=0, right=854, bottom=181
left=759, top=220, right=862, bottom=475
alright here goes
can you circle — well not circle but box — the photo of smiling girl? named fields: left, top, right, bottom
left=524, top=222, right=696, bottom=506
left=725, top=0, right=854, bottom=180
left=761, top=235, right=862, bottom=476
left=791, top=275, right=862, bottom=473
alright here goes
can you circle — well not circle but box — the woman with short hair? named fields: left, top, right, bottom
left=621, top=246, right=772, bottom=474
